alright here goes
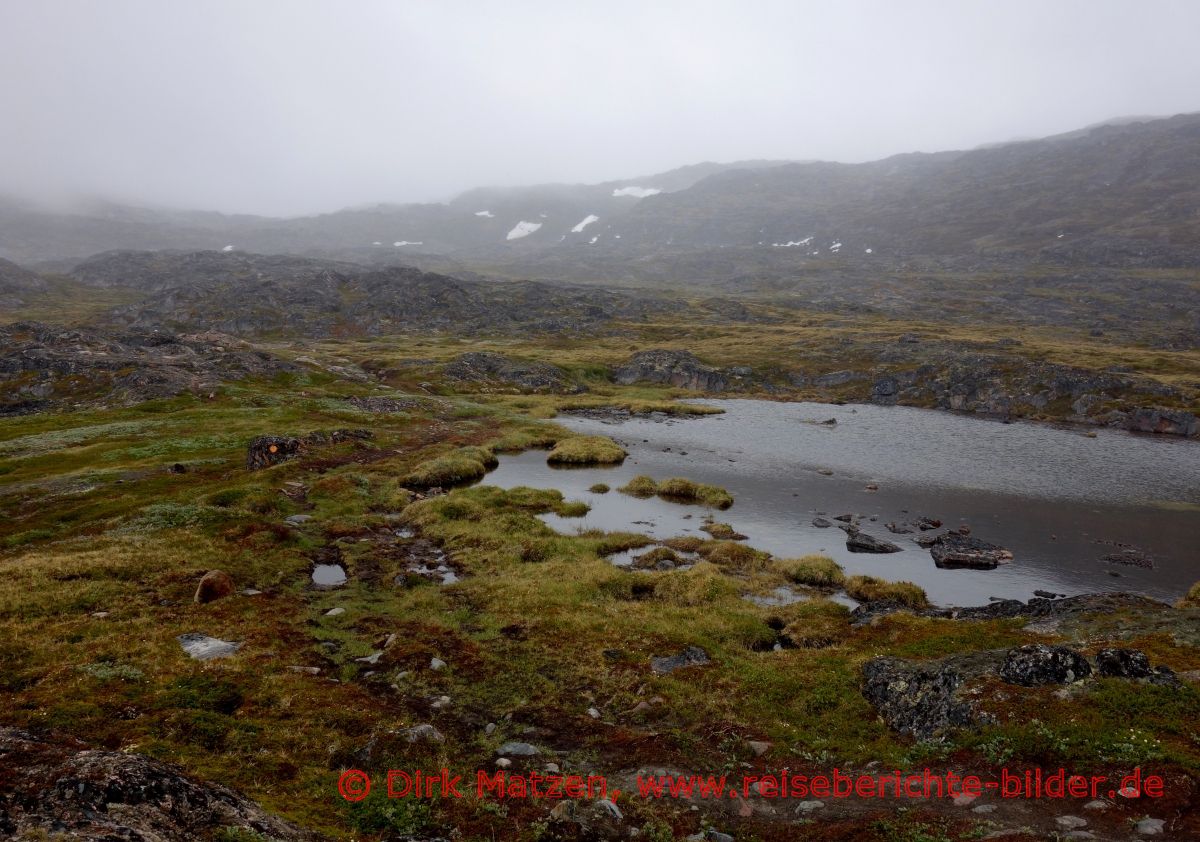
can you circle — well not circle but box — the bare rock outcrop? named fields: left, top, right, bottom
left=0, top=727, right=325, bottom=841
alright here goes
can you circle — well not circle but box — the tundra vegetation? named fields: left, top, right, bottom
left=0, top=316, right=1198, bottom=841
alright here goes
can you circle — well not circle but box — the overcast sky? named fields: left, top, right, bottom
left=2, top=0, right=1198, bottom=217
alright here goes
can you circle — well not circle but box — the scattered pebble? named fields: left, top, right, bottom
left=177, top=633, right=240, bottom=660
left=497, top=741, right=539, bottom=756
left=430, top=657, right=446, bottom=670
left=402, top=724, right=444, bottom=743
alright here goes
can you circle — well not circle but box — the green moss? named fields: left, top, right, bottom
left=588, top=483, right=610, bottom=494
left=545, top=435, right=626, bottom=465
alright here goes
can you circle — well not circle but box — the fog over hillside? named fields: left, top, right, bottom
left=3, top=0, right=1200, bottom=216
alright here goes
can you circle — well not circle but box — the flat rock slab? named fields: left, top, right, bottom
left=177, top=633, right=241, bottom=660
left=651, top=646, right=710, bottom=674
left=929, top=533, right=1013, bottom=569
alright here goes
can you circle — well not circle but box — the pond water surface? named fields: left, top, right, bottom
left=483, top=400, right=1200, bottom=607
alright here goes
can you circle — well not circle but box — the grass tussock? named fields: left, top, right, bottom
left=698, top=540, right=770, bottom=572
left=844, top=574, right=929, bottom=609
left=777, top=554, right=845, bottom=588
left=403, top=446, right=496, bottom=487
left=653, top=561, right=736, bottom=606
left=618, top=475, right=734, bottom=508
left=1179, top=581, right=1200, bottom=608
left=780, top=601, right=854, bottom=649
left=546, top=435, right=627, bottom=465
left=701, top=521, right=745, bottom=540
left=588, top=483, right=610, bottom=494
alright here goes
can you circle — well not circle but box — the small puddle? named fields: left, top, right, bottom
left=743, top=586, right=809, bottom=607
left=312, top=564, right=347, bottom=587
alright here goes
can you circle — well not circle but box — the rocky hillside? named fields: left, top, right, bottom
left=69, top=250, right=680, bottom=337
left=0, top=161, right=790, bottom=265
left=0, top=727, right=323, bottom=840
left=0, top=256, right=46, bottom=308
left=609, top=113, right=1200, bottom=267
left=3, top=114, right=1198, bottom=274
left=0, top=321, right=299, bottom=414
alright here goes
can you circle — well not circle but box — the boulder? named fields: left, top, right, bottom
left=861, top=657, right=978, bottom=740
left=1095, top=648, right=1152, bottom=678
left=612, top=350, right=730, bottom=391
left=246, top=435, right=301, bottom=470
left=999, top=644, right=1091, bottom=686
left=1122, top=407, right=1198, bottom=438
left=0, top=727, right=321, bottom=841
left=193, top=570, right=235, bottom=604
left=929, top=533, right=1013, bottom=569
left=846, top=531, right=902, bottom=553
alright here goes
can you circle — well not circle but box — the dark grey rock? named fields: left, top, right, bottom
left=861, top=657, right=978, bottom=740
left=650, top=646, right=710, bottom=674
left=846, top=531, right=902, bottom=553
left=999, top=644, right=1092, bottom=686
left=929, top=533, right=1013, bottom=569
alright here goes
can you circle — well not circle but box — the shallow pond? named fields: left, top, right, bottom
left=483, top=399, right=1200, bottom=607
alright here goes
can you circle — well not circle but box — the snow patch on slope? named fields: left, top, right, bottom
left=612, top=186, right=661, bottom=198
left=506, top=221, right=543, bottom=241
left=572, top=214, right=600, bottom=233
left=474, top=210, right=494, bottom=218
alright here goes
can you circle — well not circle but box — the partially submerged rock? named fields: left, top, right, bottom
left=929, top=533, right=1013, bottom=569
left=845, top=530, right=902, bottom=554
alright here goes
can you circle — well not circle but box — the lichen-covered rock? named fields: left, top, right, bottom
left=861, top=657, right=978, bottom=740
left=999, top=644, right=1092, bottom=686
left=1095, top=647, right=1153, bottom=678
left=0, top=727, right=324, bottom=841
